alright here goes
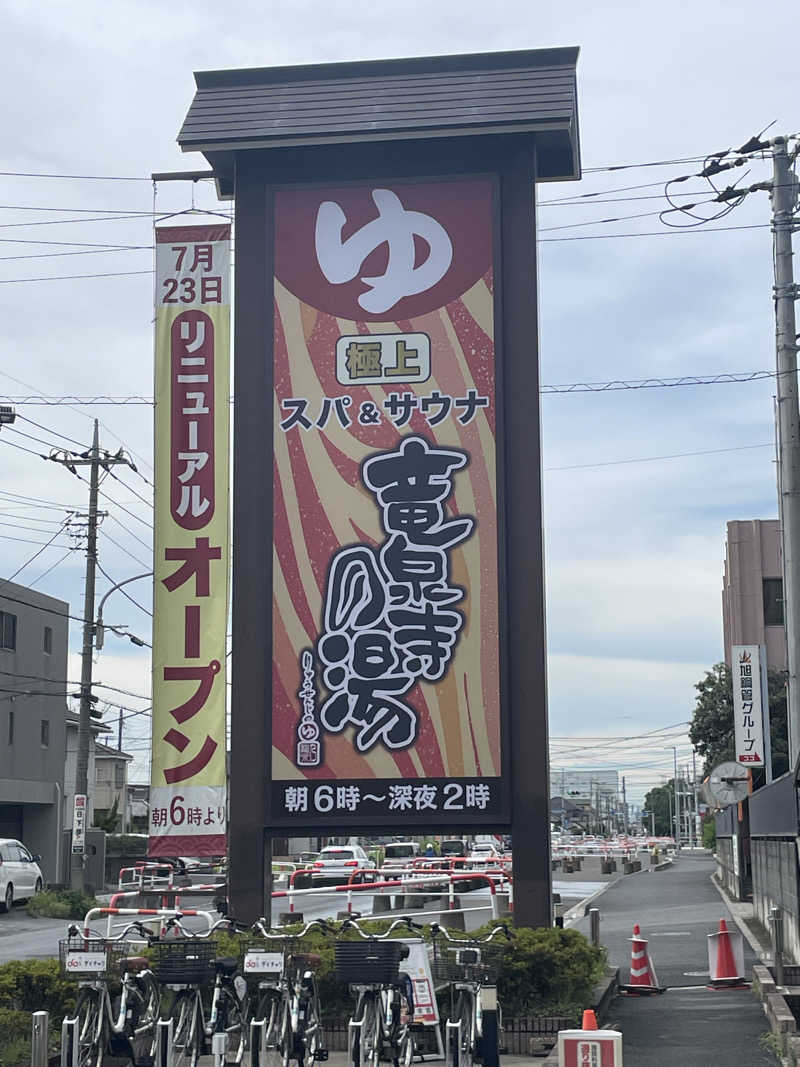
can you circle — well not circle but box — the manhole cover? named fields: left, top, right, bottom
left=683, top=971, right=710, bottom=977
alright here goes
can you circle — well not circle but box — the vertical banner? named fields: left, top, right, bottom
left=271, top=179, right=504, bottom=826
left=732, top=644, right=765, bottom=767
left=149, top=224, right=231, bottom=856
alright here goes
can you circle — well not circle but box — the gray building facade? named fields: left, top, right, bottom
left=0, top=581, right=69, bottom=882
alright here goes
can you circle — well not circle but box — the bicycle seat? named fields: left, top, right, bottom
left=214, top=956, right=239, bottom=976
left=292, top=952, right=322, bottom=968
left=119, top=956, right=150, bottom=973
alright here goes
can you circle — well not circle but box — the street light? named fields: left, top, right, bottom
left=95, top=572, right=152, bottom=650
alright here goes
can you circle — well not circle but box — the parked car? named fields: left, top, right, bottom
left=311, top=845, right=372, bottom=884
left=469, top=841, right=502, bottom=862
left=383, top=841, right=420, bottom=869
left=440, top=839, right=468, bottom=858
left=0, top=839, right=43, bottom=912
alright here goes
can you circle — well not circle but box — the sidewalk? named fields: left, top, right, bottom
left=571, top=851, right=774, bottom=1065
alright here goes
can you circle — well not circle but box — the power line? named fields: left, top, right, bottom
left=0, top=171, right=152, bottom=181
left=544, top=442, right=772, bottom=472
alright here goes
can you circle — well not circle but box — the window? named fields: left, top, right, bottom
left=43, top=626, right=52, bottom=654
left=115, top=763, right=124, bottom=789
left=763, top=577, right=784, bottom=626
left=0, top=611, right=17, bottom=651
left=40, top=719, right=49, bottom=748
left=7, top=710, right=13, bottom=745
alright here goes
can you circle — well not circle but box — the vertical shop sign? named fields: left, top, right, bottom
left=732, top=644, right=765, bottom=767
left=72, top=794, right=86, bottom=855
left=271, top=179, right=504, bottom=825
left=149, top=224, right=231, bottom=856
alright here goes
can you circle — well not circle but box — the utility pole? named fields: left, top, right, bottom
left=50, top=421, right=137, bottom=889
left=621, top=776, right=629, bottom=834
left=772, top=137, right=800, bottom=768
left=672, top=747, right=681, bottom=852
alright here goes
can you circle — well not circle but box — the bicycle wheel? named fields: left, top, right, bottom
left=253, top=989, right=285, bottom=1067
left=170, top=990, right=203, bottom=1067
left=66, top=988, right=104, bottom=1067
left=356, top=992, right=381, bottom=1067
left=133, top=971, right=160, bottom=1060
left=452, top=992, right=474, bottom=1067
left=216, top=984, right=248, bottom=1064
left=396, top=1025, right=414, bottom=1067
left=300, top=986, right=325, bottom=1067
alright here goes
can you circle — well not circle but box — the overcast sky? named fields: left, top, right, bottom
left=2, top=0, right=798, bottom=805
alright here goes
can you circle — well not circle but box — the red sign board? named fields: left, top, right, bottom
left=270, top=178, right=504, bottom=825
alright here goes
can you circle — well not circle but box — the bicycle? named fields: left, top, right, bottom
left=60, top=920, right=160, bottom=1067
left=430, top=923, right=511, bottom=1067
left=154, top=914, right=249, bottom=1066
left=336, top=916, right=420, bottom=1067
left=246, top=917, right=332, bottom=1067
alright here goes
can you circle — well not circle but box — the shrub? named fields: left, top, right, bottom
left=0, top=959, right=76, bottom=1066
left=702, top=818, right=716, bottom=850
left=27, top=888, right=97, bottom=920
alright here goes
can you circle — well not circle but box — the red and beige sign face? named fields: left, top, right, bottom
left=271, top=179, right=503, bottom=825
left=150, top=224, right=230, bottom=856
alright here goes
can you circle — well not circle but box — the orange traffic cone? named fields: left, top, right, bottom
left=581, top=1009, right=598, bottom=1030
left=708, top=918, right=747, bottom=989
left=621, top=922, right=663, bottom=994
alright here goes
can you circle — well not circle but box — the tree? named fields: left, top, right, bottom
left=92, top=797, right=120, bottom=833
left=688, top=662, right=788, bottom=779
left=643, top=781, right=674, bottom=836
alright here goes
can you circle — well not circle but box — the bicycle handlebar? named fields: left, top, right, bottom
left=341, top=915, right=424, bottom=939
left=429, top=922, right=511, bottom=944
left=252, top=917, right=334, bottom=940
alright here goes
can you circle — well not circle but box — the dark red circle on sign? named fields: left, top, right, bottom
left=274, top=180, right=493, bottom=321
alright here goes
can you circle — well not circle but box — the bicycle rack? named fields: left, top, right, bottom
left=155, top=1017, right=174, bottom=1067
left=348, top=1012, right=367, bottom=1065
left=211, top=1031, right=228, bottom=1066
left=60, top=1017, right=78, bottom=1067
left=249, top=1018, right=267, bottom=1067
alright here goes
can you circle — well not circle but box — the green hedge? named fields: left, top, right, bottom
left=0, top=958, right=75, bottom=1066
left=27, top=888, right=97, bottom=920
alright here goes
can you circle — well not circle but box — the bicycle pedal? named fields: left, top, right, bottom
left=314, top=1050, right=329, bottom=1061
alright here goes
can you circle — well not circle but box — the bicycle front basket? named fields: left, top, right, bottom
left=151, top=938, right=215, bottom=984
left=335, top=940, right=405, bottom=984
left=59, top=937, right=127, bottom=979
left=431, top=940, right=505, bottom=983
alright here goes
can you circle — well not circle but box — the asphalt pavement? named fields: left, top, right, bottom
left=573, top=851, right=774, bottom=1066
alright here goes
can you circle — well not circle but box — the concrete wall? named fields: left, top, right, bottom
left=0, top=582, right=69, bottom=883
left=722, top=519, right=786, bottom=671
left=752, top=838, right=800, bottom=963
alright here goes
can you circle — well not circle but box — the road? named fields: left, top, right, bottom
left=573, top=851, right=774, bottom=1066
left=0, top=870, right=603, bottom=963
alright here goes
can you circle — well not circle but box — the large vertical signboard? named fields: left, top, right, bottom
left=149, top=224, right=231, bottom=857
left=732, top=644, right=765, bottom=767
left=271, top=179, right=504, bottom=826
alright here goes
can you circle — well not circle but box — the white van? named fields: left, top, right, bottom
left=383, top=841, right=420, bottom=869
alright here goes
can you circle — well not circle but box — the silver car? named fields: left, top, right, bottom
left=0, top=839, right=43, bottom=912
